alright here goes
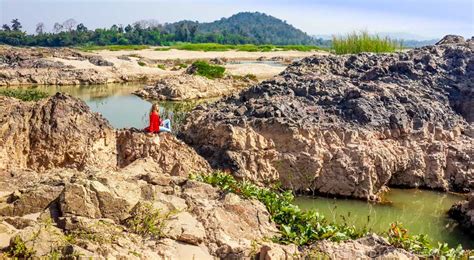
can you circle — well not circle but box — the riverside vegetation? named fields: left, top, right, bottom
left=192, top=172, right=471, bottom=259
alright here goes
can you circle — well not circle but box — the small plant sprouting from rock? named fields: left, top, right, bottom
left=125, top=203, right=173, bottom=239
left=192, top=172, right=471, bottom=258
left=7, top=236, right=35, bottom=258
left=157, top=64, right=166, bottom=70
left=0, top=88, right=49, bottom=101
left=137, top=61, right=146, bottom=67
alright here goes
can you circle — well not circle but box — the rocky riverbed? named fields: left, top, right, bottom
left=180, top=35, right=473, bottom=201
left=0, top=93, right=418, bottom=259
left=0, top=46, right=316, bottom=86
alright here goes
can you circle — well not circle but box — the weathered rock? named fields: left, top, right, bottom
left=134, top=74, right=255, bottom=101
left=314, top=234, right=418, bottom=259
left=181, top=35, right=474, bottom=200
left=0, top=93, right=117, bottom=172
left=0, top=93, right=212, bottom=176
left=448, top=193, right=474, bottom=237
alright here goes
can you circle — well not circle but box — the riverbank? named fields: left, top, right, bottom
left=0, top=45, right=323, bottom=86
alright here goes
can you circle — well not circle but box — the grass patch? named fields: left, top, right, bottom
left=79, top=45, right=149, bottom=52
left=332, top=31, right=402, bottom=55
left=189, top=60, right=225, bottom=79
left=0, top=88, right=49, bottom=101
left=192, top=172, right=471, bottom=258
left=154, top=47, right=171, bottom=51
left=157, top=64, right=166, bottom=70
left=124, top=203, right=173, bottom=239
left=137, top=61, right=146, bottom=67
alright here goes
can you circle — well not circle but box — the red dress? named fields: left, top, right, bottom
left=145, top=111, right=161, bottom=133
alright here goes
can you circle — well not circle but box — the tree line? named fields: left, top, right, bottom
left=0, top=14, right=326, bottom=47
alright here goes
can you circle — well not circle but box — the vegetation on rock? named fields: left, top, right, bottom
left=192, top=172, right=472, bottom=258
left=0, top=88, right=49, bottom=101
left=188, top=61, right=225, bottom=79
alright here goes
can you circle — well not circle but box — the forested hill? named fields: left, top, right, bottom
left=196, top=12, right=314, bottom=45
left=0, top=12, right=319, bottom=46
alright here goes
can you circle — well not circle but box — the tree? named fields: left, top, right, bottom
left=1, top=24, right=11, bottom=31
left=11, top=19, right=22, bottom=31
left=35, top=22, right=45, bottom=35
left=62, top=18, right=77, bottom=31
left=53, top=22, right=63, bottom=33
left=76, top=23, right=88, bottom=32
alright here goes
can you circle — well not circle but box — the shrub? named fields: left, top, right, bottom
left=157, top=64, right=166, bottom=70
left=0, top=88, right=49, bottom=101
left=137, top=61, right=146, bottom=66
left=189, top=60, right=225, bottom=79
left=332, top=31, right=402, bottom=54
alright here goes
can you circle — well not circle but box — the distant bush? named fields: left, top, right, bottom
left=189, top=60, right=225, bottom=79
left=332, top=31, right=402, bottom=54
left=156, top=64, right=166, bottom=70
left=0, top=88, right=48, bottom=101
left=137, top=61, right=146, bottom=66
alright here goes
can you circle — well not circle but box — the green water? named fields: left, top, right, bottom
left=295, top=189, right=473, bottom=248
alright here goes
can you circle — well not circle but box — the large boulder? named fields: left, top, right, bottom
left=0, top=93, right=212, bottom=175
left=181, top=36, right=474, bottom=200
left=0, top=93, right=117, bottom=172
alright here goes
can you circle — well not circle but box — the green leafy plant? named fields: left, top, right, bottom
left=189, top=60, right=225, bottom=79
left=0, top=88, right=49, bottom=101
left=157, top=64, right=166, bottom=70
left=191, top=172, right=364, bottom=245
left=137, top=61, right=146, bottom=66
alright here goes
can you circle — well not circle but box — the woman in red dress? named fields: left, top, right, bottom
left=145, top=103, right=161, bottom=133
left=145, top=103, right=172, bottom=133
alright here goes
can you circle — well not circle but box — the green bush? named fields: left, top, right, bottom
left=157, top=64, right=166, bottom=70
left=190, top=60, right=225, bottom=79
left=332, top=31, right=402, bottom=55
left=137, top=61, right=146, bottom=66
left=124, top=203, right=173, bottom=239
left=0, top=88, right=49, bottom=101
left=192, top=172, right=470, bottom=258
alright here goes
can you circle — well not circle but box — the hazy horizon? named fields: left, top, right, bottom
left=0, top=0, right=472, bottom=40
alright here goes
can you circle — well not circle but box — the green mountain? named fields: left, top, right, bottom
left=165, top=12, right=315, bottom=45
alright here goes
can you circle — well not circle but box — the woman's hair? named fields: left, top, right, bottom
left=150, top=103, right=159, bottom=114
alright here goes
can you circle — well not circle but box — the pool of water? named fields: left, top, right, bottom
left=30, top=84, right=208, bottom=129
left=295, top=189, right=473, bottom=248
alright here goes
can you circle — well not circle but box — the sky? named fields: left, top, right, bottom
left=0, top=0, right=472, bottom=39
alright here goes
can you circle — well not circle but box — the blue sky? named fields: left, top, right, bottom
left=0, top=0, right=472, bottom=39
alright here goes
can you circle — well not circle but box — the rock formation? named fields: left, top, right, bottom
left=181, top=35, right=474, bottom=200
left=0, top=93, right=211, bottom=174
left=134, top=74, right=256, bottom=101
left=449, top=193, right=474, bottom=237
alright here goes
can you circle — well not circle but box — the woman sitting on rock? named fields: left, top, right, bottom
left=145, top=103, right=171, bottom=133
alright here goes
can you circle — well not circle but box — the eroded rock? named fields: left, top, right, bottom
left=181, top=36, right=474, bottom=200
